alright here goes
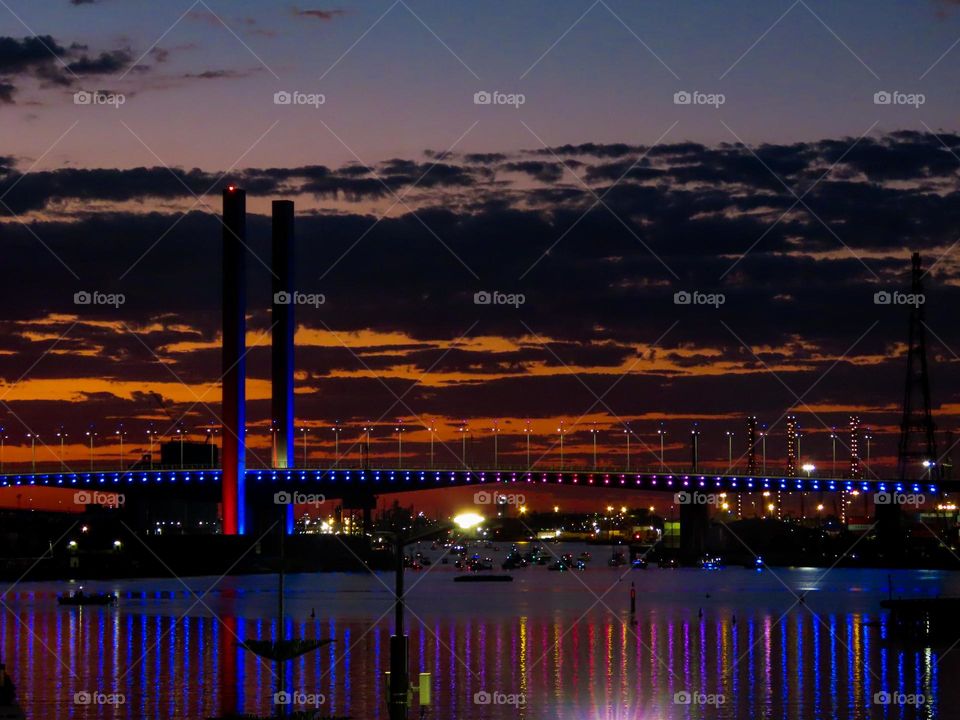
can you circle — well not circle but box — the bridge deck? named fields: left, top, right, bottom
left=0, top=468, right=941, bottom=495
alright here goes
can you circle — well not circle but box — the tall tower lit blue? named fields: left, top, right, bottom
left=222, top=186, right=246, bottom=535
left=271, top=200, right=295, bottom=470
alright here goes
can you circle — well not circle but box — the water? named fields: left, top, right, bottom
left=1, top=542, right=956, bottom=719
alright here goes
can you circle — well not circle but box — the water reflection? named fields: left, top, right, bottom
left=0, top=567, right=952, bottom=719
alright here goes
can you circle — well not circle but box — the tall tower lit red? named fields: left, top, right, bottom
left=221, top=186, right=246, bottom=535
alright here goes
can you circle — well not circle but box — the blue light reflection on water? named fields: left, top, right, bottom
left=0, top=562, right=956, bottom=719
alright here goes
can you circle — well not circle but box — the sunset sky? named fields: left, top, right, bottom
left=2, top=0, right=960, bottom=486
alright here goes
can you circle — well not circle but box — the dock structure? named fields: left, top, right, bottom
left=880, top=597, right=960, bottom=639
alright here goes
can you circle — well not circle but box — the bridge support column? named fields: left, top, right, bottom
left=222, top=187, right=247, bottom=535
left=875, top=502, right=904, bottom=557
left=271, top=200, right=295, bottom=470
left=679, top=502, right=709, bottom=564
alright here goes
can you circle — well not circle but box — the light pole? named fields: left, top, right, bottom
left=657, top=422, right=666, bottom=472
left=176, top=424, right=185, bottom=469
left=270, top=420, right=278, bottom=467
left=830, top=427, right=837, bottom=477
left=56, top=427, right=67, bottom=471
left=624, top=424, right=632, bottom=472
left=923, top=459, right=934, bottom=481
left=491, top=421, right=500, bottom=469
left=86, top=427, right=97, bottom=471
left=589, top=422, right=598, bottom=470
left=524, top=420, right=532, bottom=470
left=0, top=429, right=7, bottom=474
left=115, top=425, right=126, bottom=470
left=206, top=425, right=218, bottom=468
left=557, top=421, right=566, bottom=471
left=26, top=432, right=37, bottom=472
left=331, top=421, right=342, bottom=468
left=395, top=420, right=405, bottom=467
left=691, top=423, right=700, bottom=472
left=458, top=421, right=468, bottom=469
left=146, top=426, right=156, bottom=469
left=760, top=424, right=767, bottom=474
left=361, top=424, right=373, bottom=469
left=864, top=428, right=872, bottom=474
left=300, top=427, right=309, bottom=467
left=725, top=431, right=734, bottom=472
left=428, top=423, right=436, bottom=469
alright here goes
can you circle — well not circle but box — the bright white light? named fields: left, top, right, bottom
left=453, top=512, right=484, bottom=529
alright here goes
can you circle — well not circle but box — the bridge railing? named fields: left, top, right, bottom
left=0, top=460, right=885, bottom=482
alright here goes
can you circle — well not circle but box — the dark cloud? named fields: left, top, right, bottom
left=501, top=161, right=565, bottom=183
left=292, top=7, right=346, bottom=20
left=1, top=132, right=959, bottom=457
left=0, top=34, right=142, bottom=100
left=181, top=68, right=262, bottom=80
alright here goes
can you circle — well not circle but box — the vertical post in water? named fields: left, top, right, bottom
left=222, top=186, right=247, bottom=535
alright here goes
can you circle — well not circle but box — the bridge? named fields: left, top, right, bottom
left=1, top=465, right=943, bottom=560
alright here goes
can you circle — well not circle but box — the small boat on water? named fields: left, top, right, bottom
left=608, top=551, right=627, bottom=567
left=57, top=590, right=117, bottom=606
left=454, top=574, right=513, bottom=583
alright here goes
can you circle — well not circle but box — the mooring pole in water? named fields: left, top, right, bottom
left=389, top=537, right=410, bottom=720
left=630, top=581, right=636, bottom=623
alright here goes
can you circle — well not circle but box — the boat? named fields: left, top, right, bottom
left=453, top=574, right=513, bottom=583
left=608, top=551, right=627, bottom=567
left=658, top=557, right=679, bottom=569
left=501, top=552, right=528, bottom=570
left=701, top=556, right=724, bottom=571
left=631, top=557, right=648, bottom=569
left=57, top=591, right=117, bottom=606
